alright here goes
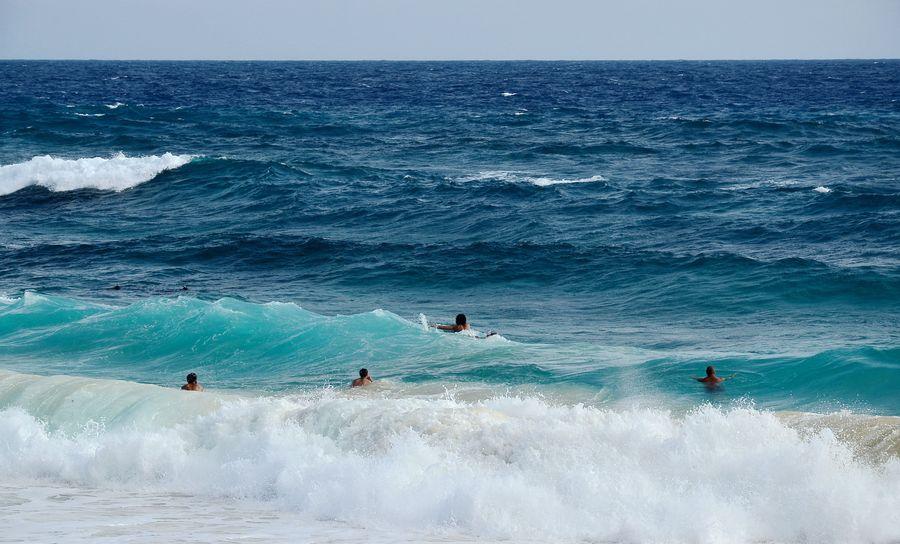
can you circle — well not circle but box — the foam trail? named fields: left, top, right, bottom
left=0, top=371, right=897, bottom=543
left=459, top=171, right=605, bottom=187
left=0, top=153, right=195, bottom=196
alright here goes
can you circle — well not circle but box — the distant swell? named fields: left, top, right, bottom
left=0, top=153, right=195, bottom=196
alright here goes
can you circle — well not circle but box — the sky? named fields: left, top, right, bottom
left=1, top=0, right=899, bottom=60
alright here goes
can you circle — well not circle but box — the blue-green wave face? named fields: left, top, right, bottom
left=1, top=292, right=897, bottom=415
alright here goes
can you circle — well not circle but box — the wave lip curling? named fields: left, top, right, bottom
left=0, top=152, right=195, bottom=196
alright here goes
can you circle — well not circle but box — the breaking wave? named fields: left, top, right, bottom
left=0, top=370, right=897, bottom=543
left=0, top=153, right=195, bottom=196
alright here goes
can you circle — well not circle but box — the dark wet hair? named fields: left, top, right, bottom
left=186, top=372, right=198, bottom=384
left=359, top=368, right=368, bottom=378
left=455, top=314, right=467, bottom=326
left=706, top=366, right=715, bottom=376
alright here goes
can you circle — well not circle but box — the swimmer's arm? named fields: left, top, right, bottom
left=431, top=323, right=456, bottom=331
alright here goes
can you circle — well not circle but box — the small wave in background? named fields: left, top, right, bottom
left=0, top=152, right=194, bottom=195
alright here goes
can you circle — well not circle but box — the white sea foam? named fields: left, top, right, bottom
left=0, top=153, right=195, bottom=196
left=657, top=115, right=711, bottom=122
left=0, top=371, right=897, bottom=543
left=725, top=179, right=832, bottom=193
left=459, top=171, right=605, bottom=187
left=105, top=102, right=126, bottom=109
left=501, top=92, right=517, bottom=97
left=73, top=112, right=105, bottom=117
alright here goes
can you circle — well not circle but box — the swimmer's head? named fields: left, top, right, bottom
left=456, top=314, right=467, bottom=326
left=186, top=372, right=198, bottom=384
left=706, top=366, right=715, bottom=377
left=359, top=368, right=368, bottom=378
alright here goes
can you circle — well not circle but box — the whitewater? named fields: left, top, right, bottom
left=1, top=60, right=899, bottom=542
left=2, top=370, right=899, bottom=543
left=0, top=153, right=194, bottom=195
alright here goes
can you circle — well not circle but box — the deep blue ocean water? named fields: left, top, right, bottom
left=0, top=60, right=898, bottom=414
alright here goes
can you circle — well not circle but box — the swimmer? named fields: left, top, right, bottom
left=430, top=313, right=470, bottom=332
left=351, top=368, right=373, bottom=387
left=429, top=314, right=498, bottom=338
left=181, top=372, right=204, bottom=391
left=695, top=366, right=733, bottom=387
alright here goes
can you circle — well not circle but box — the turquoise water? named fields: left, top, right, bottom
left=1, top=292, right=898, bottom=414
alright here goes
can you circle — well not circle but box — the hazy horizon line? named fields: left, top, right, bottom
left=2, top=57, right=898, bottom=63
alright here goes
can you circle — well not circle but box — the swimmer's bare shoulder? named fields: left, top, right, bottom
left=695, top=366, right=732, bottom=386
left=429, top=313, right=470, bottom=332
left=351, top=369, right=373, bottom=387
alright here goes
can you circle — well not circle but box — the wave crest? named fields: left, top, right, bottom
left=0, top=152, right=195, bottom=196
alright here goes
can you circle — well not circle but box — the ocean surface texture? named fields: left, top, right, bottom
left=1, top=61, right=899, bottom=543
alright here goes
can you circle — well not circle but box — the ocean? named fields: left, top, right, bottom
left=0, top=60, right=898, bottom=543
